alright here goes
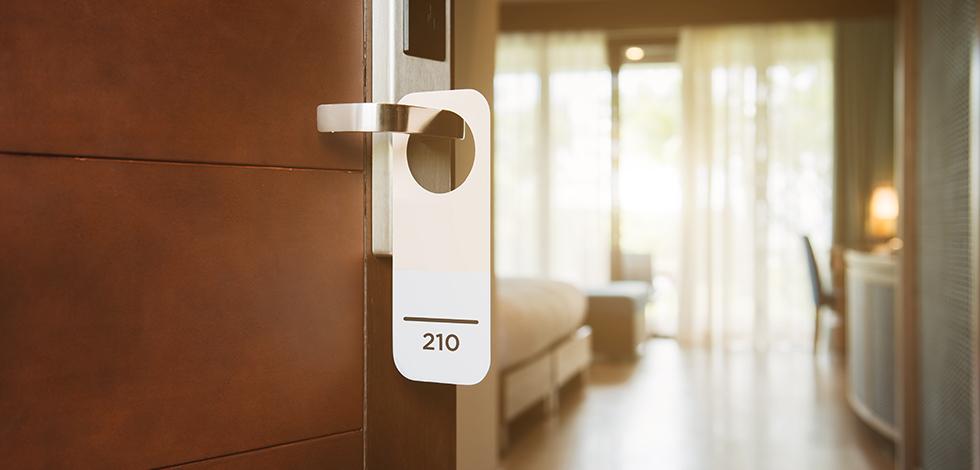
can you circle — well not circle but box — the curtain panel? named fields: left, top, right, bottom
left=494, top=33, right=612, bottom=288
left=677, top=23, right=835, bottom=349
left=833, top=18, right=896, bottom=249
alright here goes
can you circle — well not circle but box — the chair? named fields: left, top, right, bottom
left=802, top=235, right=838, bottom=353
left=619, top=252, right=654, bottom=286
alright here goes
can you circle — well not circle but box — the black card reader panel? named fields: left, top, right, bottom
left=403, top=0, right=446, bottom=61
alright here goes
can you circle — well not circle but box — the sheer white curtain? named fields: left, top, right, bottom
left=494, top=33, right=612, bottom=287
left=677, top=23, right=834, bottom=350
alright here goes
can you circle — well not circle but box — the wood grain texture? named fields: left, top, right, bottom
left=166, top=431, right=363, bottom=469
left=363, top=139, right=457, bottom=468
left=361, top=1, right=457, bottom=465
left=365, top=253, right=457, bottom=469
left=0, top=155, right=364, bottom=468
left=499, top=0, right=895, bottom=31
left=502, top=341, right=895, bottom=470
left=0, top=0, right=364, bottom=170
left=0, top=0, right=459, bottom=467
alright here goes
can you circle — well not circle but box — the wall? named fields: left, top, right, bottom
left=500, top=0, right=894, bottom=31
left=916, top=0, right=976, bottom=467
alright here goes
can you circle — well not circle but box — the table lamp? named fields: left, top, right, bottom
left=868, top=184, right=900, bottom=250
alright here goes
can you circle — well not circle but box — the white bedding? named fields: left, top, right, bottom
left=496, top=278, right=587, bottom=369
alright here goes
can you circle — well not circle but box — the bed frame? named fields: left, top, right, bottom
left=498, top=325, right=593, bottom=450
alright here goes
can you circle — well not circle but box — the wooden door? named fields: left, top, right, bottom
left=0, top=1, right=454, bottom=468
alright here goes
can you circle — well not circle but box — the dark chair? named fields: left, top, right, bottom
left=802, top=235, right=838, bottom=354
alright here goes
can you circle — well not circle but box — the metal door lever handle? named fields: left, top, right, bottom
left=316, top=103, right=465, bottom=140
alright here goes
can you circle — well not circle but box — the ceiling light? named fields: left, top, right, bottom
left=624, top=46, right=645, bottom=61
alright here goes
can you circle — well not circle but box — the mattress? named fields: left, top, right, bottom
left=496, top=278, right=587, bottom=369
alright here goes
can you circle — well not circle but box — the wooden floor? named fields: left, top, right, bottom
left=501, top=340, right=895, bottom=470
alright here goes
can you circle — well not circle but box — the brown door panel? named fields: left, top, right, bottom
left=165, top=430, right=362, bottom=469
left=0, top=0, right=364, bottom=170
left=0, top=155, right=364, bottom=468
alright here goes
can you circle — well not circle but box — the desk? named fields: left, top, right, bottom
left=845, top=250, right=897, bottom=440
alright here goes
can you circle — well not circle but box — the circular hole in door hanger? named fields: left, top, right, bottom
left=406, top=122, right=475, bottom=194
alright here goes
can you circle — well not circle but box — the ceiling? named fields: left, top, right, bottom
left=499, top=0, right=895, bottom=31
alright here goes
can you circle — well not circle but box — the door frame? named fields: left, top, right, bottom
left=363, top=1, right=458, bottom=468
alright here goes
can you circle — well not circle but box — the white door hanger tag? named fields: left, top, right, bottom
left=390, top=89, right=491, bottom=385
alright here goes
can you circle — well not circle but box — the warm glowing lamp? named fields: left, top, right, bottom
left=624, top=46, right=645, bottom=61
left=868, top=185, right=899, bottom=241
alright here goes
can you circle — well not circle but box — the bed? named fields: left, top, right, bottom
left=495, top=278, right=593, bottom=449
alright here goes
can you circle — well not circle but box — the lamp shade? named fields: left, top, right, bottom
left=868, top=185, right=899, bottom=238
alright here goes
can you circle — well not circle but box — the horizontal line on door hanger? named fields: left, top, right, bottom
left=403, top=316, right=479, bottom=325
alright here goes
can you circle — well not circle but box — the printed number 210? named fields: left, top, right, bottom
left=423, top=333, right=459, bottom=352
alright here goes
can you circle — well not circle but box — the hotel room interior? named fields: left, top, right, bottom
left=458, top=0, right=978, bottom=469
left=0, top=0, right=978, bottom=469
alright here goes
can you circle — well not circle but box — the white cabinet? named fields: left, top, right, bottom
left=845, top=250, right=898, bottom=440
